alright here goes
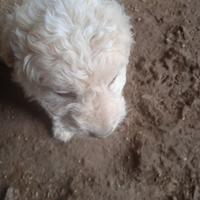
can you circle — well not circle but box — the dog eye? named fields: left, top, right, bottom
left=55, top=92, right=77, bottom=99
left=109, top=74, right=118, bottom=86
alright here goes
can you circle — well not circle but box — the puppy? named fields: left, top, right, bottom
left=0, top=0, right=133, bottom=141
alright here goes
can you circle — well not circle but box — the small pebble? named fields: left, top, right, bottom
left=78, top=158, right=85, bottom=165
left=183, top=157, right=187, bottom=161
left=74, top=189, right=78, bottom=194
left=35, top=192, right=39, bottom=197
left=182, top=43, right=186, bottom=48
left=88, top=177, right=92, bottom=182
left=136, top=17, right=142, bottom=22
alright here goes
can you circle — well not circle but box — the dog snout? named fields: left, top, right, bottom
left=74, top=89, right=126, bottom=138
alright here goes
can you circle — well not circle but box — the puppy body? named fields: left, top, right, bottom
left=0, top=0, right=133, bottom=141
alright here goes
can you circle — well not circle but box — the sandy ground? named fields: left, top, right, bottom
left=0, top=0, right=200, bottom=199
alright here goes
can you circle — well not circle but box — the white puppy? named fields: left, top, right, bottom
left=0, top=0, right=133, bottom=141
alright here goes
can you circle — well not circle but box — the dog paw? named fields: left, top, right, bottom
left=53, top=124, right=73, bottom=142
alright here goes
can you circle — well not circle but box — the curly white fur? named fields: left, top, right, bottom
left=0, top=0, right=133, bottom=141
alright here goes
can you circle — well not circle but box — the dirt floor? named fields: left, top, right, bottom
left=0, top=0, right=200, bottom=199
